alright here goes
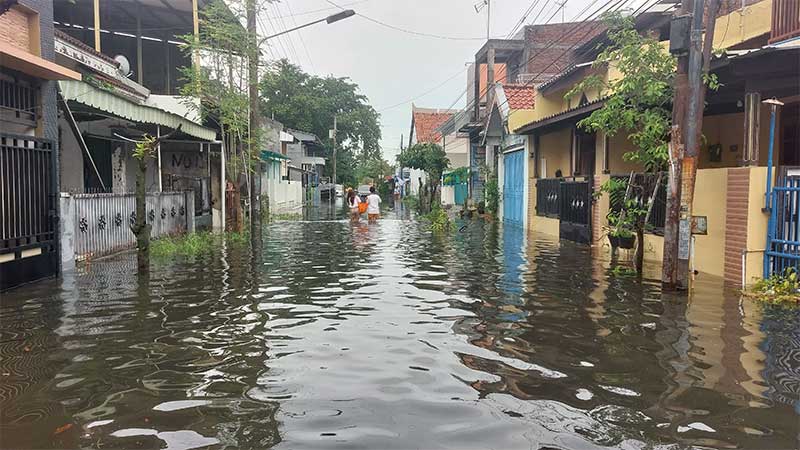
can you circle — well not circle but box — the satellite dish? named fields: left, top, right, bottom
left=113, top=55, right=132, bottom=78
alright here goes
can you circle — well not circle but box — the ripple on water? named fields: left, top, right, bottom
left=0, top=216, right=797, bottom=449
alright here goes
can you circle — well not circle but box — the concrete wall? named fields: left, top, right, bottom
left=263, top=178, right=303, bottom=214
left=537, top=127, right=571, bottom=178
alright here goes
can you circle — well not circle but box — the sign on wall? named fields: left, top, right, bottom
left=163, top=151, right=208, bottom=177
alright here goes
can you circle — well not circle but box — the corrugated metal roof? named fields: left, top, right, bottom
left=59, top=80, right=216, bottom=141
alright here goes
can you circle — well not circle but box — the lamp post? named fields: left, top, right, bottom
left=261, top=10, right=355, bottom=42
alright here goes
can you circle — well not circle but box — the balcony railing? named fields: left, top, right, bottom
left=770, top=0, right=800, bottom=44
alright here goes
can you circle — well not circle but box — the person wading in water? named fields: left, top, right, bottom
left=347, top=188, right=362, bottom=222
left=366, top=186, right=381, bottom=223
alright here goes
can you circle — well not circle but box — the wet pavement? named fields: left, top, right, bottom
left=1, top=202, right=798, bottom=449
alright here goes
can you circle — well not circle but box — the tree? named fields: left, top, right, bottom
left=260, top=59, right=382, bottom=185
left=129, top=127, right=181, bottom=274
left=566, top=13, right=675, bottom=273
left=179, top=0, right=263, bottom=232
left=397, top=143, right=449, bottom=212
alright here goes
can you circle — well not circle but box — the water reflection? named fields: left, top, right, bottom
left=0, top=208, right=797, bottom=449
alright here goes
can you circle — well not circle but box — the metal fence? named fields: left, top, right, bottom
left=765, top=173, right=800, bottom=277
left=536, top=178, right=561, bottom=217
left=71, top=191, right=189, bottom=260
left=610, top=172, right=667, bottom=234
left=1, top=134, right=55, bottom=254
left=560, top=180, right=592, bottom=226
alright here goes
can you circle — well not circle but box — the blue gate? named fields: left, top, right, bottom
left=454, top=184, right=468, bottom=206
left=503, top=150, right=524, bottom=227
left=765, top=171, right=800, bottom=277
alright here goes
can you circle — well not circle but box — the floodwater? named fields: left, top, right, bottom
left=1, top=202, right=798, bottom=450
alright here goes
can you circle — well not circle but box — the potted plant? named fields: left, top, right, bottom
left=606, top=209, right=637, bottom=249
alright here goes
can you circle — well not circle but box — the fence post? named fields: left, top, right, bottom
left=59, top=193, right=76, bottom=272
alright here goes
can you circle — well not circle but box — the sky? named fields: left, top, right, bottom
left=255, top=0, right=645, bottom=162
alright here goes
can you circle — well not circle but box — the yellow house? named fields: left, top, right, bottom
left=511, top=0, right=800, bottom=286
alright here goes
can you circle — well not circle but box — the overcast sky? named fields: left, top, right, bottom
left=257, top=0, right=644, bottom=162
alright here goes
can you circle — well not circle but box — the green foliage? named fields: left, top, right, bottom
left=355, top=158, right=394, bottom=185
left=402, top=194, right=420, bottom=211
left=270, top=212, right=302, bottom=221
left=566, top=12, right=675, bottom=172
left=748, top=269, right=800, bottom=306
left=397, top=143, right=450, bottom=182
left=132, top=135, right=157, bottom=161
left=610, top=265, right=638, bottom=277
left=484, top=175, right=499, bottom=215
left=260, top=59, right=382, bottom=185
left=422, top=206, right=454, bottom=233
left=151, top=231, right=254, bottom=257
left=597, top=178, right=647, bottom=238
left=377, top=181, right=392, bottom=198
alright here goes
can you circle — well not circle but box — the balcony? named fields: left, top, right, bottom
left=770, top=0, right=800, bottom=44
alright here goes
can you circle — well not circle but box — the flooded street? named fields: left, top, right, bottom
left=1, top=204, right=798, bottom=450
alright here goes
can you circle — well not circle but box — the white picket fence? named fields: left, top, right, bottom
left=62, top=191, right=191, bottom=261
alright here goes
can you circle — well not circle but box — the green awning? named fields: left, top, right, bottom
left=58, top=80, right=217, bottom=141
left=261, top=150, right=289, bottom=161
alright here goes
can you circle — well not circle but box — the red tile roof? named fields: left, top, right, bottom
left=503, top=84, right=535, bottom=110
left=413, top=108, right=454, bottom=143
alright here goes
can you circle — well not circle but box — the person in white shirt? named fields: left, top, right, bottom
left=366, top=186, right=382, bottom=223
left=346, top=188, right=361, bottom=222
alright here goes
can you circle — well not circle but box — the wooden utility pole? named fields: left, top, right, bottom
left=247, top=0, right=262, bottom=242
left=93, top=0, right=101, bottom=52
left=663, top=0, right=721, bottom=289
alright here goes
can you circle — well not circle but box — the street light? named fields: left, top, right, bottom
left=262, top=9, right=355, bottom=41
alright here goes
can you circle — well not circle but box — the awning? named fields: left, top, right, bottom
left=261, top=150, right=289, bottom=161
left=0, top=42, right=81, bottom=81
left=58, top=80, right=216, bottom=141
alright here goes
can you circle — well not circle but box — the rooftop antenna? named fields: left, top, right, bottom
left=557, top=0, right=568, bottom=22
left=474, top=0, right=490, bottom=40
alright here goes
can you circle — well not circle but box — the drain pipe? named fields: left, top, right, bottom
left=742, top=249, right=765, bottom=289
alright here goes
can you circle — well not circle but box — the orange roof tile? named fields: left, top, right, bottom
left=413, top=109, right=454, bottom=143
left=503, top=84, right=535, bottom=110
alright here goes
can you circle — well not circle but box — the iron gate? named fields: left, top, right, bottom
left=0, top=133, right=57, bottom=291
left=765, top=168, right=800, bottom=277
left=559, top=179, right=592, bottom=244
left=503, top=150, right=524, bottom=227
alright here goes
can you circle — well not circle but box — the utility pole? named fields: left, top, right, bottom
left=247, top=0, right=262, bottom=244
left=331, top=115, right=337, bottom=203
left=663, top=0, right=721, bottom=289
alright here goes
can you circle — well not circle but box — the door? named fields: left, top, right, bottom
left=559, top=179, right=592, bottom=244
left=765, top=168, right=800, bottom=277
left=503, top=150, right=524, bottom=227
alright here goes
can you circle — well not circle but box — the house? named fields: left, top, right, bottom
left=511, top=0, right=800, bottom=284
left=404, top=105, right=461, bottom=197
left=47, top=0, right=229, bottom=267
left=457, top=21, right=605, bottom=204
left=0, top=0, right=81, bottom=290
left=260, top=118, right=303, bottom=214
left=284, top=128, right=326, bottom=187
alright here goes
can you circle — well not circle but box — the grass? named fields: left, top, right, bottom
left=151, top=230, right=251, bottom=257
left=422, top=206, right=454, bottom=233
left=402, top=195, right=420, bottom=211
left=270, top=212, right=302, bottom=221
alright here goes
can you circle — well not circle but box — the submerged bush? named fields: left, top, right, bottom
left=151, top=230, right=251, bottom=257
left=746, top=269, right=800, bottom=306
left=422, top=206, right=453, bottom=233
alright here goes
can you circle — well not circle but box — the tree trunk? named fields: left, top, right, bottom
left=635, top=226, right=645, bottom=274
left=132, top=157, right=152, bottom=273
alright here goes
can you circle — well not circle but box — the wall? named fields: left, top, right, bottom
left=692, top=168, right=729, bottom=278
left=712, top=0, right=772, bottom=49
left=58, top=116, right=85, bottom=192
left=441, top=185, right=455, bottom=206
left=537, top=127, right=571, bottom=178
left=699, top=106, right=776, bottom=169
left=0, top=7, right=32, bottom=52
left=744, top=167, right=772, bottom=284
left=263, top=178, right=303, bottom=214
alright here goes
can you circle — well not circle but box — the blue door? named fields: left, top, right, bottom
left=503, top=150, right=524, bottom=227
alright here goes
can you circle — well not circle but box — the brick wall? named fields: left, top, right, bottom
left=523, top=22, right=604, bottom=84
left=723, top=168, right=751, bottom=282
left=0, top=8, right=31, bottom=52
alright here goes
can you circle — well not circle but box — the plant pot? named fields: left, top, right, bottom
left=608, top=234, right=635, bottom=249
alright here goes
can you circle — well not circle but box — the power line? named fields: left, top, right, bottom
left=324, top=0, right=505, bottom=41
left=501, top=0, right=664, bottom=117
left=284, top=0, right=316, bottom=72
left=268, top=0, right=301, bottom=64
left=506, top=0, right=545, bottom=39
left=376, top=68, right=466, bottom=113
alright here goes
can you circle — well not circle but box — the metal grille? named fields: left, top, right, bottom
left=766, top=173, right=800, bottom=277
left=610, top=173, right=667, bottom=233
left=560, top=180, right=592, bottom=226
left=536, top=178, right=560, bottom=218
left=72, top=192, right=189, bottom=260
left=0, top=76, right=38, bottom=124
left=770, top=0, right=800, bottom=44
left=0, top=133, right=55, bottom=254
